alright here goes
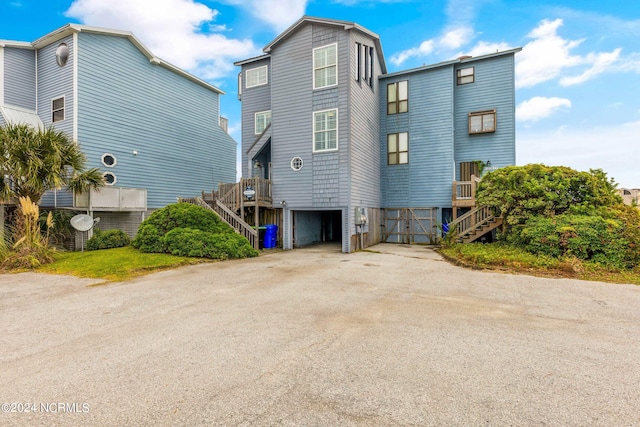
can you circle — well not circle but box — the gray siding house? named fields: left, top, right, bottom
left=234, top=16, right=520, bottom=253
left=1, top=24, right=236, bottom=235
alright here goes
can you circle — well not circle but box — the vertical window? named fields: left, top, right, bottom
left=238, top=73, right=243, bottom=96
left=246, top=65, right=268, bottom=88
left=387, top=81, right=408, bottom=115
left=255, top=110, right=271, bottom=135
left=355, top=42, right=361, bottom=82
left=387, top=132, right=408, bottom=165
left=313, top=109, right=338, bottom=152
left=468, top=110, right=496, bottom=134
left=314, top=44, right=337, bottom=89
left=457, top=67, right=474, bottom=85
left=52, top=97, right=65, bottom=122
left=369, top=46, right=374, bottom=88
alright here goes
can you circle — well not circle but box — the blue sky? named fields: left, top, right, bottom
left=1, top=0, right=639, bottom=187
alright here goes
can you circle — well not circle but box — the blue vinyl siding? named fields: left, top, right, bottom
left=240, top=57, right=271, bottom=178
left=76, top=32, right=235, bottom=208
left=37, top=34, right=74, bottom=136
left=454, top=55, right=516, bottom=177
left=4, top=47, right=36, bottom=109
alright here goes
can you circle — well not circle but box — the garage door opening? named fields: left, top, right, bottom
left=293, top=210, right=342, bottom=248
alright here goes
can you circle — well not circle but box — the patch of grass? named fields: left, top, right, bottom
left=438, top=242, right=640, bottom=285
left=37, top=246, right=208, bottom=283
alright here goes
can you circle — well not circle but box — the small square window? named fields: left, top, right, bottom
left=246, top=65, right=268, bottom=88
left=457, top=67, right=474, bottom=85
left=468, top=110, right=496, bottom=134
left=52, top=97, right=64, bottom=122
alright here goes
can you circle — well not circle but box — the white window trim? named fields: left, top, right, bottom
left=291, top=157, right=304, bottom=171
left=51, top=95, right=65, bottom=123
left=254, top=110, right=271, bottom=135
left=245, top=65, right=268, bottom=89
left=103, top=172, right=117, bottom=186
left=101, top=153, right=117, bottom=168
left=313, top=108, right=339, bottom=153
left=313, top=43, right=338, bottom=90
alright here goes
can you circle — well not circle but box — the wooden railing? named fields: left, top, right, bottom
left=448, top=204, right=501, bottom=243
left=218, top=177, right=272, bottom=212
left=452, top=175, right=481, bottom=204
left=178, top=196, right=259, bottom=250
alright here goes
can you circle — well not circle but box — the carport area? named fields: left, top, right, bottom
left=1, top=244, right=639, bottom=426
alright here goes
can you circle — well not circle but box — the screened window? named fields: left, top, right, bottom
left=255, top=110, right=271, bottom=135
left=457, top=67, right=474, bottom=85
left=313, top=44, right=337, bottom=89
left=469, top=110, right=496, bottom=134
left=387, top=132, right=408, bottom=165
left=387, top=80, right=408, bottom=115
left=313, top=109, right=338, bottom=152
left=245, top=65, right=267, bottom=88
left=52, top=97, right=65, bottom=122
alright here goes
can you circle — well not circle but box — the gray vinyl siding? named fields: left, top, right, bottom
left=454, top=55, right=516, bottom=177
left=380, top=66, right=455, bottom=208
left=3, top=47, right=36, bottom=109
left=37, top=34, right=74, bottom=136
left=240, top=57, right=271, bottom=178
left=76, top=32, right=235, bottom=208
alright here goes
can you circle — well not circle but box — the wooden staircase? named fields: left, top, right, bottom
left=179, top=196, right=259, bottom=250
left=448, top=205, right=503, bottom=243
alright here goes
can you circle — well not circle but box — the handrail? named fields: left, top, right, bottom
left=448, top=204, right=498, bottom=239
left=452, top=174, right=480, bottom=202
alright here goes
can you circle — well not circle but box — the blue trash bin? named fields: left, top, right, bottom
left=264, top=224, right=278, bottom=248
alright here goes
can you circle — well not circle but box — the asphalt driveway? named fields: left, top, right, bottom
left=1, top=243, right=639, bottom=426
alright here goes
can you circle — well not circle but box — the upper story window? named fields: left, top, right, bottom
left=313, top=109, right=338, bottom=152
left=387, top=80, right=408, bottom=115
left=355, top=42, right=361, bottom=82
left=388, top=132, right=408, bottom=165
left=56, top=43, right=69, bottom=67
left=313, top=43, right=337, bottom=90
left=246, top=65, right=268, bottom=88
left=255, top=110, right=271, bottom=135
left=457, top=67, right=474, bottom=85
left=469, top=110, right=496, bottom=134
left=52, top=97, right=65, bottom=122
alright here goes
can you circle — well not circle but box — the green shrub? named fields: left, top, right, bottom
left=87, top=228, right=131, bottom=250
left=132, top=203, right=258, bottom=260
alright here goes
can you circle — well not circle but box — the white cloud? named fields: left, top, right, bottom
left=219, top=0, right=307, bottom=32
left=516, top=96, right=571, bottom=123
left=517, top=121, right=640, bottom=188
left=462, top=41, right=513, bottom=58
left=66, top=0, right=258, bottom=82
left=390, top=26, right=475, bottom=66
left=516, top=18, right=623, bottom=88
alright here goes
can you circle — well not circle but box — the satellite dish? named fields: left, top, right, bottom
left=70, top=214, right=96, bottom=232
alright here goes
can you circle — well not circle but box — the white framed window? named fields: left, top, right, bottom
left=469, top=110, right=496, bottom=134
left=313, top=109, right=338, bottom=152
left=387, top=80, right=408, bottom=115
left=388, top=132, right=408, bottom=165
left=245, top=65, right=268, bottom=88
left=101, top=153, right=117, bottom=167
left=237, top=73, right=242, bottom=96
left=313, top=43, right=337, bottom=90
left=291, top=157, right=303, bottom=171
left=457, top=67, right=474, bottom=85
left=103, top=172, right=117, bottom=185
left=255, top=110, right=271, bottom=135
left=52, top=97, right=65, bottom=122
left=56, top=43, right=69, bottom=67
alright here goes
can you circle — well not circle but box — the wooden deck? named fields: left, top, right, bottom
left=452, top=175, right=481, bottom=218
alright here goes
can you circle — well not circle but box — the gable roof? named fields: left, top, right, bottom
left=28, top=24, right=224, bottom=95
left=262, top=16, right=387, bottom=74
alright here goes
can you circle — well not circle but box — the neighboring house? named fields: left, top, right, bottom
left=0, top=24, right=236, bottom=236
left=233, top=16, right=520, bottom=253
left=618, top=188, right=640, bottom=207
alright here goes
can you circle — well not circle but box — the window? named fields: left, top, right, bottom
left=313, top=109, right=338, bottom=152
left=245, top=65, right=267, bottom=88
left=103, top=172, right=116, bottom=185
left=237, top=73, right=242, bottom=96
left=56, top=43, right=69, bottom=67
left=387, top=81, right=408, bottom=115
left=469, top=110, right=496, bottom=134
left=255, top=110, right=271, bottom=135
left=313, top=44, right=337, bottom=89
left=52, top=97, right=64, bottom=122
left=101, top=153, right=116, bottom=167
left=291, top=157, right=303, bottom=171
left=457, top=67, right=474, bottom=85
left=355, top=42, right=361, bottom=82
left=387, top=132, right=408, bottom=165
left=368, top=46, right=374, bottom=88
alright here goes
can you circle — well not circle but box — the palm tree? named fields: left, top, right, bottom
left=0, top=123, right=104, bottom=203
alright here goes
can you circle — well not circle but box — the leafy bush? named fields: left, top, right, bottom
left=87, top=229, right=131, bottom=251
left=132, top=203, right=258, bottom=260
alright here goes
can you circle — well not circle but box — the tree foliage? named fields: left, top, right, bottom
left=0, top=123, right=104, bottom=203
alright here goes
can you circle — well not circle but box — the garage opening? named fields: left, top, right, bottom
left=293, top=210, right=342, bottom=248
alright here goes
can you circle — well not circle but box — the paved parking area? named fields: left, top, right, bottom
left=1, top=243, right=639, bottom=426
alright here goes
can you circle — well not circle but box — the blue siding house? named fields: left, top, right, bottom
left=234, top=16, right=520, bottom=252
left=1, top=24, right=236, bottom=236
